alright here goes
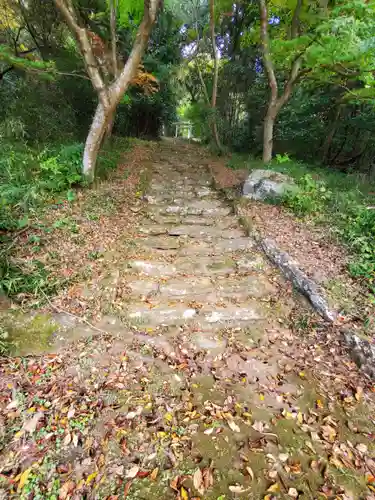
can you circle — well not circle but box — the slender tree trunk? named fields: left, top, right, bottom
left=54, top=0, right=159, bottom=181
left=263, top=106, right=276, bottom=163
left=322, top=105, right=341, bottom=163
left=83, top=102, right=112, bottom=181
left=209, top=0, right=222, bottom=151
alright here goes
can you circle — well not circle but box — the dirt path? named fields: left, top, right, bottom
left=0, top=141, right=374, bottom=499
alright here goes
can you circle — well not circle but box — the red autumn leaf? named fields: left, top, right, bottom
left=136, top=471, right=151, bottom=479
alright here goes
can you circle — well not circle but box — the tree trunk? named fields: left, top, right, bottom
left=322, top=105, right=341, bottom=163
left=209, top=0, right=222, bottom=151
left=83, top=102, right=112, bottom=181
left=263, top=106, right=276, bottom=163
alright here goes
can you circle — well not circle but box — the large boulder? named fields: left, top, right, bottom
left=242, top=169, right=297, bottom=201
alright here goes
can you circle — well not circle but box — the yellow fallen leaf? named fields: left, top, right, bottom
left=164, top=412, right=173, bottom=423
left=299, top=371, right=305, bottom=378
left=316, top=399, right=324, bottom=409
left=86, top=471, right=98, bottom=485
left=18, top=468, right=31, bottom=491
left=150, top=468, right=159, bottom=481
left=259, top=393, right=265, bottom=401
left=267, top=483, right=280, bottom=493
left=180, top=486, right=189, bottom=499
left=297, top=412, right=303, bottom=424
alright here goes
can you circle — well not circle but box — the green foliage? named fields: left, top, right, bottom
left=275, top=165, right=375, bottom=299
left=0, top=142, right=84, bottom=231
left=283, top=173, right=332, bottom=216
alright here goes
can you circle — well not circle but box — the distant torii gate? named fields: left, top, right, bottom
left=172, top=121, right=193, bottom=139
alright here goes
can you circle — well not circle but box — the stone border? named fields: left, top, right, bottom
left=208, top=171, right=375, bottom=378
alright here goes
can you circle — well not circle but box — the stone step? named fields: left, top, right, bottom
left=126, top=274, right=275, bottom=302
left=152, top=201, right=232, bottom=217
left=126, top=302, right=265, bottom=329
left=167, top=225, right=243, bottom=240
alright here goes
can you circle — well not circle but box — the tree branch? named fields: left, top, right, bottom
left=53, top=0, right=108, bottom=103
left=110, top=0, right=118, bottom=78
left=291, top=0, right=303, bottom=39
left=260, top=0, right=278, bottom=104
left=110, top=0, right=159, bottom=102
left=0, top=65, right=14, bottom=81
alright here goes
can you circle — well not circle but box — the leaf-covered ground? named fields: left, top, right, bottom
left=0, top=140, right=374, bottom=500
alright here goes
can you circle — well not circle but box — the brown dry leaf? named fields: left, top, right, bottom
left=229, top=485, right=249, bottom=493
left=63, top=433, right=72, bottom=447
left=246, top=466, right=254, bottom=480
left=126, top=465, right=140, bottom=479
left=228, top=420, right=240, bottom=433
left=193, top=468, right=204, bottom=493
left=203, top=468, right=214, bottom=489
left=322, top=425, right=337, bottom=443
left=356, top=443, right=368, bottom=454
left=252, top=420, right=264, bottom=433
left=288, top=487, right=298, bottom=498
left=170, top=476, right=180, bottom=491
left=150, top=468, right=159, bottom=481
left=22, top=412, right=43, bottom=434
left=59, top=480, right=75, bottom=500
left=355, top=386, right=363, bottom=401
left=123, top=481, right=132, bottom=497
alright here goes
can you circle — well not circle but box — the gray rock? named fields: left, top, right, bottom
left=260, top=238, right=336, bottom=322
left=242, top=169, right=297, bottom=201
left=342, top=330, right=375, bottom=379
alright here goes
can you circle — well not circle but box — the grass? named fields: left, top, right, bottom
left=0, top=136, right=131, bottom=314
left=227, top=153, right=375, bottom=303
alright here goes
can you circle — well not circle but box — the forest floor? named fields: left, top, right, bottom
left=0, top=140, right=374, bottom=500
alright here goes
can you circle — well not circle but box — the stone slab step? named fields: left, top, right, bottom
left=126, top=303, right=264, bottom=328
left=168, top=225, right=243, bottom=240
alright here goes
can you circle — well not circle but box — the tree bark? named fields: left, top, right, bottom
left=54, top=0, right=159, bottom=180
left=259, top=0, right=303, bottom=163
left=263, top=106, right=276, bottom=163
left=209, top=0, right=222, bottom=151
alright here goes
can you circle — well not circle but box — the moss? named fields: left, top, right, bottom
left=0, top=312, right=57, bottom=355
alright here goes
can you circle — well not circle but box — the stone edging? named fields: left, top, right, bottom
left=208, top=170, right=375, bottom=378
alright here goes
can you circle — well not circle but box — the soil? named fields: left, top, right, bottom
left=0, top=140, right=374, bottom=500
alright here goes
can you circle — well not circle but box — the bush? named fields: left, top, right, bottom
left=0, top=141, right=84, bottom=231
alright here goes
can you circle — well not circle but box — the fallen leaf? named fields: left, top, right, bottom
left=124, top=481, right=132, bottom=497
left=180, top=486, right=189, bottom=499
left=204, top=427, right=214, bottom=435
left=18, top=468, right=31, bottom=491
left=279, top=453, right=289, bottom=463
left=246, top=466, right=254, bottom=480
left=267, top=483, right=280, bottom=493
left=59, top=480, right=75, bottom=500
left=356, top=443, right=368, bottom=454
left=228, top=420, right=240, bottom=433
left=193, top=468, right=203, bottom=493
left=355, top=387, right=363, bottom=401
left=322, top=425, right=336, bottom=443
left=86, top=471, right=98, bottom=485
left=22, top=412, right=43, bottom=434
left=229, top=485, right=249, bottom=493
left=126, top=466, right=140, bottom=479
left=288, top=487, right=298, bottom=498
left=252, top=420, right=264, bottom=432
left=63, top=433, right=72, bottom=447
left=67, top=408, right=75, bottom=419
left=150, top=468, right=159, bottom=481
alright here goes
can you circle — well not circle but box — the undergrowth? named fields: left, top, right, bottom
left=228, top=153, right=375, bottom=302
left=0, top=137, right=130, bottom=308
